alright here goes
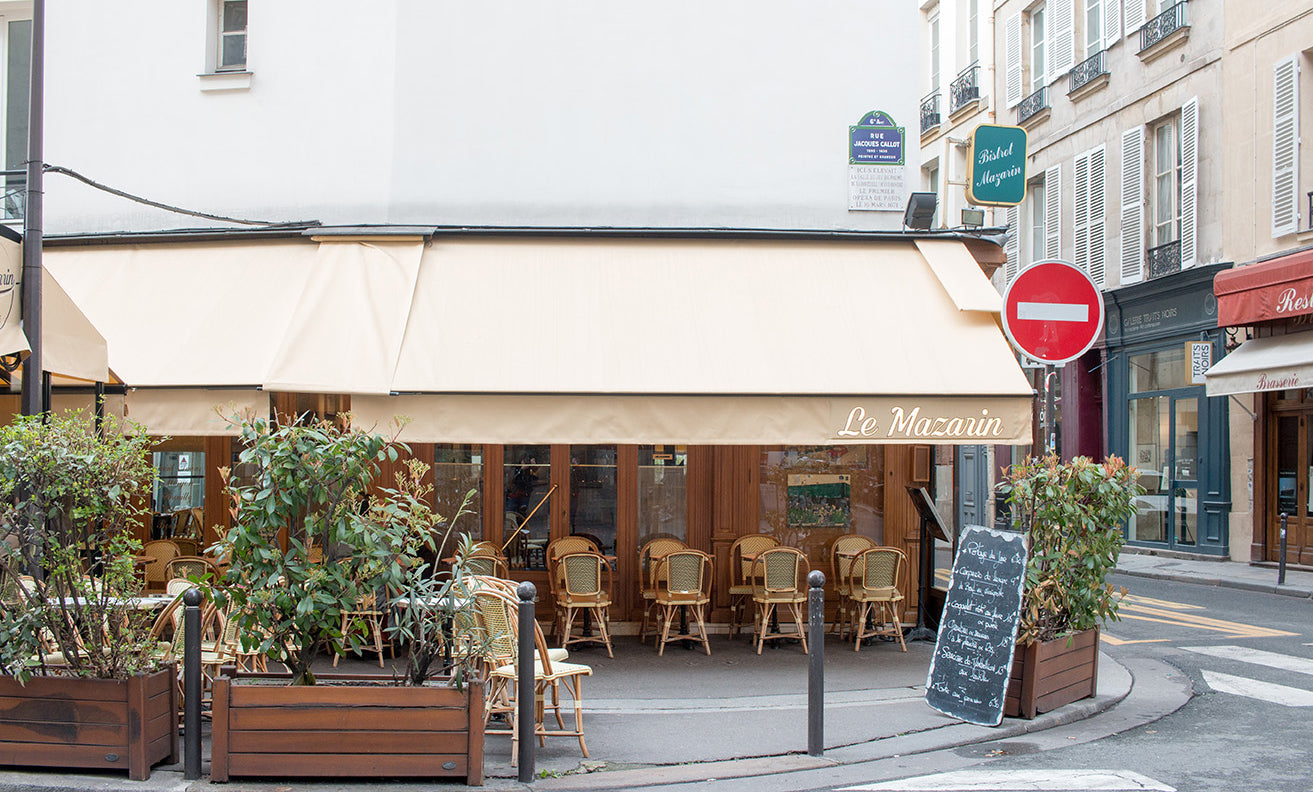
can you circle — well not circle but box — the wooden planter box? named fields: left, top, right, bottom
left=211, top=670, right=485, bottom=786
left=1004, top=627, right=1099, bottom=719
left=0, top=664, right=178, bottom=781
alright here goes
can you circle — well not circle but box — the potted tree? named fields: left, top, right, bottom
left=208, top=415, right=487, bottom=785
left=0, top=411, right=177, bottom=781
left=998, top=454, right=1142, bottom=719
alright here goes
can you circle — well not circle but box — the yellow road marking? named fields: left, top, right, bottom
left=1116, top=603, right=1296, bottom=639
left=1101, top=633, right=1171, bottom=645
left=1121, top=593, right=1205, bottom=611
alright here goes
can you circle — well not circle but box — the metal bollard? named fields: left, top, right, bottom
left=1279, top=512, right=1289, bottom=586
left=517, top=581, right=537, bottom=783
left=182, top=588, right=202, bottom=780
left=807, top=570, right=825, bottom=757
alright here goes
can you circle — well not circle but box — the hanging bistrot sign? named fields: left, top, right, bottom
left=966, top=124, right=1028, bottom=206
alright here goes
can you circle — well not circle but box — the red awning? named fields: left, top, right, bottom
left=1214, top=249, right=1313, bottom=326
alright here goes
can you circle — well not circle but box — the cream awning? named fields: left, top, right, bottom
left=47, top=234, right=1033, bottom=444
left=1205, top=330, right=1313, bottom=396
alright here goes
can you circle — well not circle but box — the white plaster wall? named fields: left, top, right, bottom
left=40, top=1, right=919, bottom=234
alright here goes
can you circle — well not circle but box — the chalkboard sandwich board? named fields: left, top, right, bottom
left=925, top=524, right=1029, bottom=726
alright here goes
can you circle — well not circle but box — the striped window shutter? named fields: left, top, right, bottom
left=1180, top=97, right=1199, bottom=268
left=1088, top=145, right=1107, bottom=287
left=1006, top=14, right=1022, bottom=108
left=1051, top=0, right=1076, bottom=82
left=1104, top=0, right=1121, bottom=49
left=1120, top=126, right=1144, bottom=284
left=1123, top=0, right=1146, bottom=35
left=1273, top=56, right=1300, bottom=237
left=1044, top=165, right=1062, bottom=259
left=1005, top=205, right=1020, bottom=282
left=1074, top=152, right=1090, bottom=276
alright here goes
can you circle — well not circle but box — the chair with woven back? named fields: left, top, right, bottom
left=652, top=549, right=713, bottom=656
left=140, top=540, right=180, bottom=593
left=847, top=546, right=908, bottom=652
left=458, top=541, right=510, bottom=579
left=727, top=534, right=778, bottom=639
left=472, top=586, right=592, bottom=765
left=749, top=546, right=809, bottom=655
left=170, top=537, right=202, bottom=557
left=556, top=552, right=614, bottom=658
left=829, top=533, right=878, bottom=638
left=637, top=536, right=687, bottom=643
left=544, top=535, right=601, bottom=636
left=164, top=555, right=221, bottom=584
left=333, top=584, right=389, bottom=668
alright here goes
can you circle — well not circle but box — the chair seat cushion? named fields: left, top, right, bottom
left=491, top=659, right=593, bottom=679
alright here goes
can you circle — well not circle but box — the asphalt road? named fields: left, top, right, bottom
left=809, top=572, right=1313, bottom=792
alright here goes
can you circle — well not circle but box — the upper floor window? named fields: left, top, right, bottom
left=1085, top=0, right=1102, bottom=56
left=1030, top=5, right=1047, bottom=93
left=929, top=12, right=941, bottom=93
left=218, top=0, right=247, bottom=72
left=1150, top=115, right=1181, bottom=248
left=967, top=0, right=979, bottom=66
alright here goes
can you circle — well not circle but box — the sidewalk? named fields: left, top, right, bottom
left=0, top=551, right=1298, bottom=792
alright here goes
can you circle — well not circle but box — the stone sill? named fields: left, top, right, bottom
left=1137, top=28, right=1190, bottom=64
left=198, top=71, right=253, bottom=92
left=1019, top=106, right=1051, bottom=130
left=1068, top=72, right=1110, bottom=102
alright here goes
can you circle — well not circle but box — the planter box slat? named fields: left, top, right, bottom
left=230, top=729, right=471, bottom=754
left=229, top=685, right=461, bottom=708
left=226, top=752, right=467, bottom=778
left=0, top=696, right=127, bottom=725
left=1034, top=628, right=1097, bottom=661
left=0, top=720, right=132, bottom=746
left=0, top=676, right=128, bottom=701
left=1035, top=678, right=1097, bottom=713
left=0, top=741, right=129, bottom=770
left=229, top=706, right=469, bottom=731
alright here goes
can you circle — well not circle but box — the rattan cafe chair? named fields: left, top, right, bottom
left=653, top=549, right=713, bottom=656
left=728, top=534, right=778, bottom=639
left=637, top=536, right=687, bottom=643
left=750, top=546, right=809, bottom=655
left=556, top=552, right=614, bottom=658
left=140, top=540, right=180, bottom=593
left=848, top=547, right=908, bottom=652
left=334, top=587, right=389, bottom=668
left=829, top=533, right=878, bottom=638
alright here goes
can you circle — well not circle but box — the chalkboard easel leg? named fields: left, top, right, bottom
left=906, top=513, right=937, bottom=642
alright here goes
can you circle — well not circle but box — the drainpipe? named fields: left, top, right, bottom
left=20, top=0, right=44, bottom=416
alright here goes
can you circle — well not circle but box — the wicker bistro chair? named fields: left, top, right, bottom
left=333, top=587, right=389, bottom=668
left=544, top=536, right=601, bottom=637
left=164, top=555, right=221, bottom=584
left=727, top=534, right=778, bottom=639
left=140, top=540, right=180, bottom=593
left=653, top=549, right=713, bottom=656
left=473, top=587, right=592, bottom=766
left=847, top=547, right=908, bottom=652
left=749, top=546, right=809, bottom=655
left=457, top=542, right=510, bottom=579
left=829, top=534, right=878, bottom=638
left=556, top=552, right=614, bottom=658
left=637, top=537, right=687, bottom=643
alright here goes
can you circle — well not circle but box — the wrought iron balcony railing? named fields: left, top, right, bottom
left=1017, top=85, right=1049, bottom=125
left=950, top=62, right=980, bottom=114
left=1147, top=239, right=1182, bottom=279
left=920, top=91, right=942, bottom=134
left=1140, top=2, right=1189, bottom=53
left=1068, top=49, right=1108, bottom=94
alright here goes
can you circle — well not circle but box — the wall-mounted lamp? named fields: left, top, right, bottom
left=961, top=208, right=985, bottom=228
left=903, top=192, right=938, bottom=230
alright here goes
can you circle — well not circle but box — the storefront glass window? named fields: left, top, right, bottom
left=1277, top=416, right=1299, bottom=517
left=152, top=451, right=204, bottom=539
left=1174, top=399, right=1198, bottom=546
left=758, top=446, right=884, bottom=572
left=1128, top=347, right=1187, bottom=392
left=1129, top=397, right=1168, bottom=543
left=432, top=445, right=483, bottom=557
left=638, top=445, right=687, bottom=546
left=505, top=445, right=551, bottom=570
left=570, top=445, right=617, bottom=556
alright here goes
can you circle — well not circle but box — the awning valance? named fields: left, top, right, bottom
left=1204, top=330, right=1313, bottom=396
left=1214, top=250, right=1313, bottom=326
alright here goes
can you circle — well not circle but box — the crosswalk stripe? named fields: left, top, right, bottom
left=839, top=769, right=1175, bottom=790
left=1183, top=645, right=1313, bottom=676
left=1202, top=670, right=1313, bottom=707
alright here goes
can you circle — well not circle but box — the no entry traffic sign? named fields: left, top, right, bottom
left=1001, top=260, right=1104, bottom=365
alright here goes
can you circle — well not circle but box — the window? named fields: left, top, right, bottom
left=1027, top=180, right=1046, bottom=266
left=1150, top=115, right=1181, bottom=248
left=1074, top=145, right=1107, bottom=286
left=218, top=0, right=247, bottom=72
left=968, top=0, right=979, bottom=66
left=1085, top=0, right=1102, bottom=56
left=929, top=12, right=941, bottom=92
left=1030, top=5, right=1047, bottom=92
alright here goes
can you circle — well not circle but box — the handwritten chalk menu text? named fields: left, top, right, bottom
left=925, top=524, right=1029, bottom=726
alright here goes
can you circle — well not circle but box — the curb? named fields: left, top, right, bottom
left=1115, top=566, right=1313, bottom=599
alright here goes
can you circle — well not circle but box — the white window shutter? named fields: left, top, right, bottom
left=1104, top=0, right=1121, bottom=49
left=1120, top=127, right=1144, bottom=284
left=1123, top=0, right=1146, bottom=35
left=1006, top=14, right=1022, bottom=108
left=1089, top=145, right=1107, bottom=288
left=1005, top=205, right=1020, bottom=282
left=1045, top=165, right=1062, bottom=259
left=1051, top=0, right=1076, bottom=83
left=1180, top=97, right=1199, bottom=268
left=1273, top=56, right=1300, bottom=237
left=1074, top=152, right=1090, bottom=275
